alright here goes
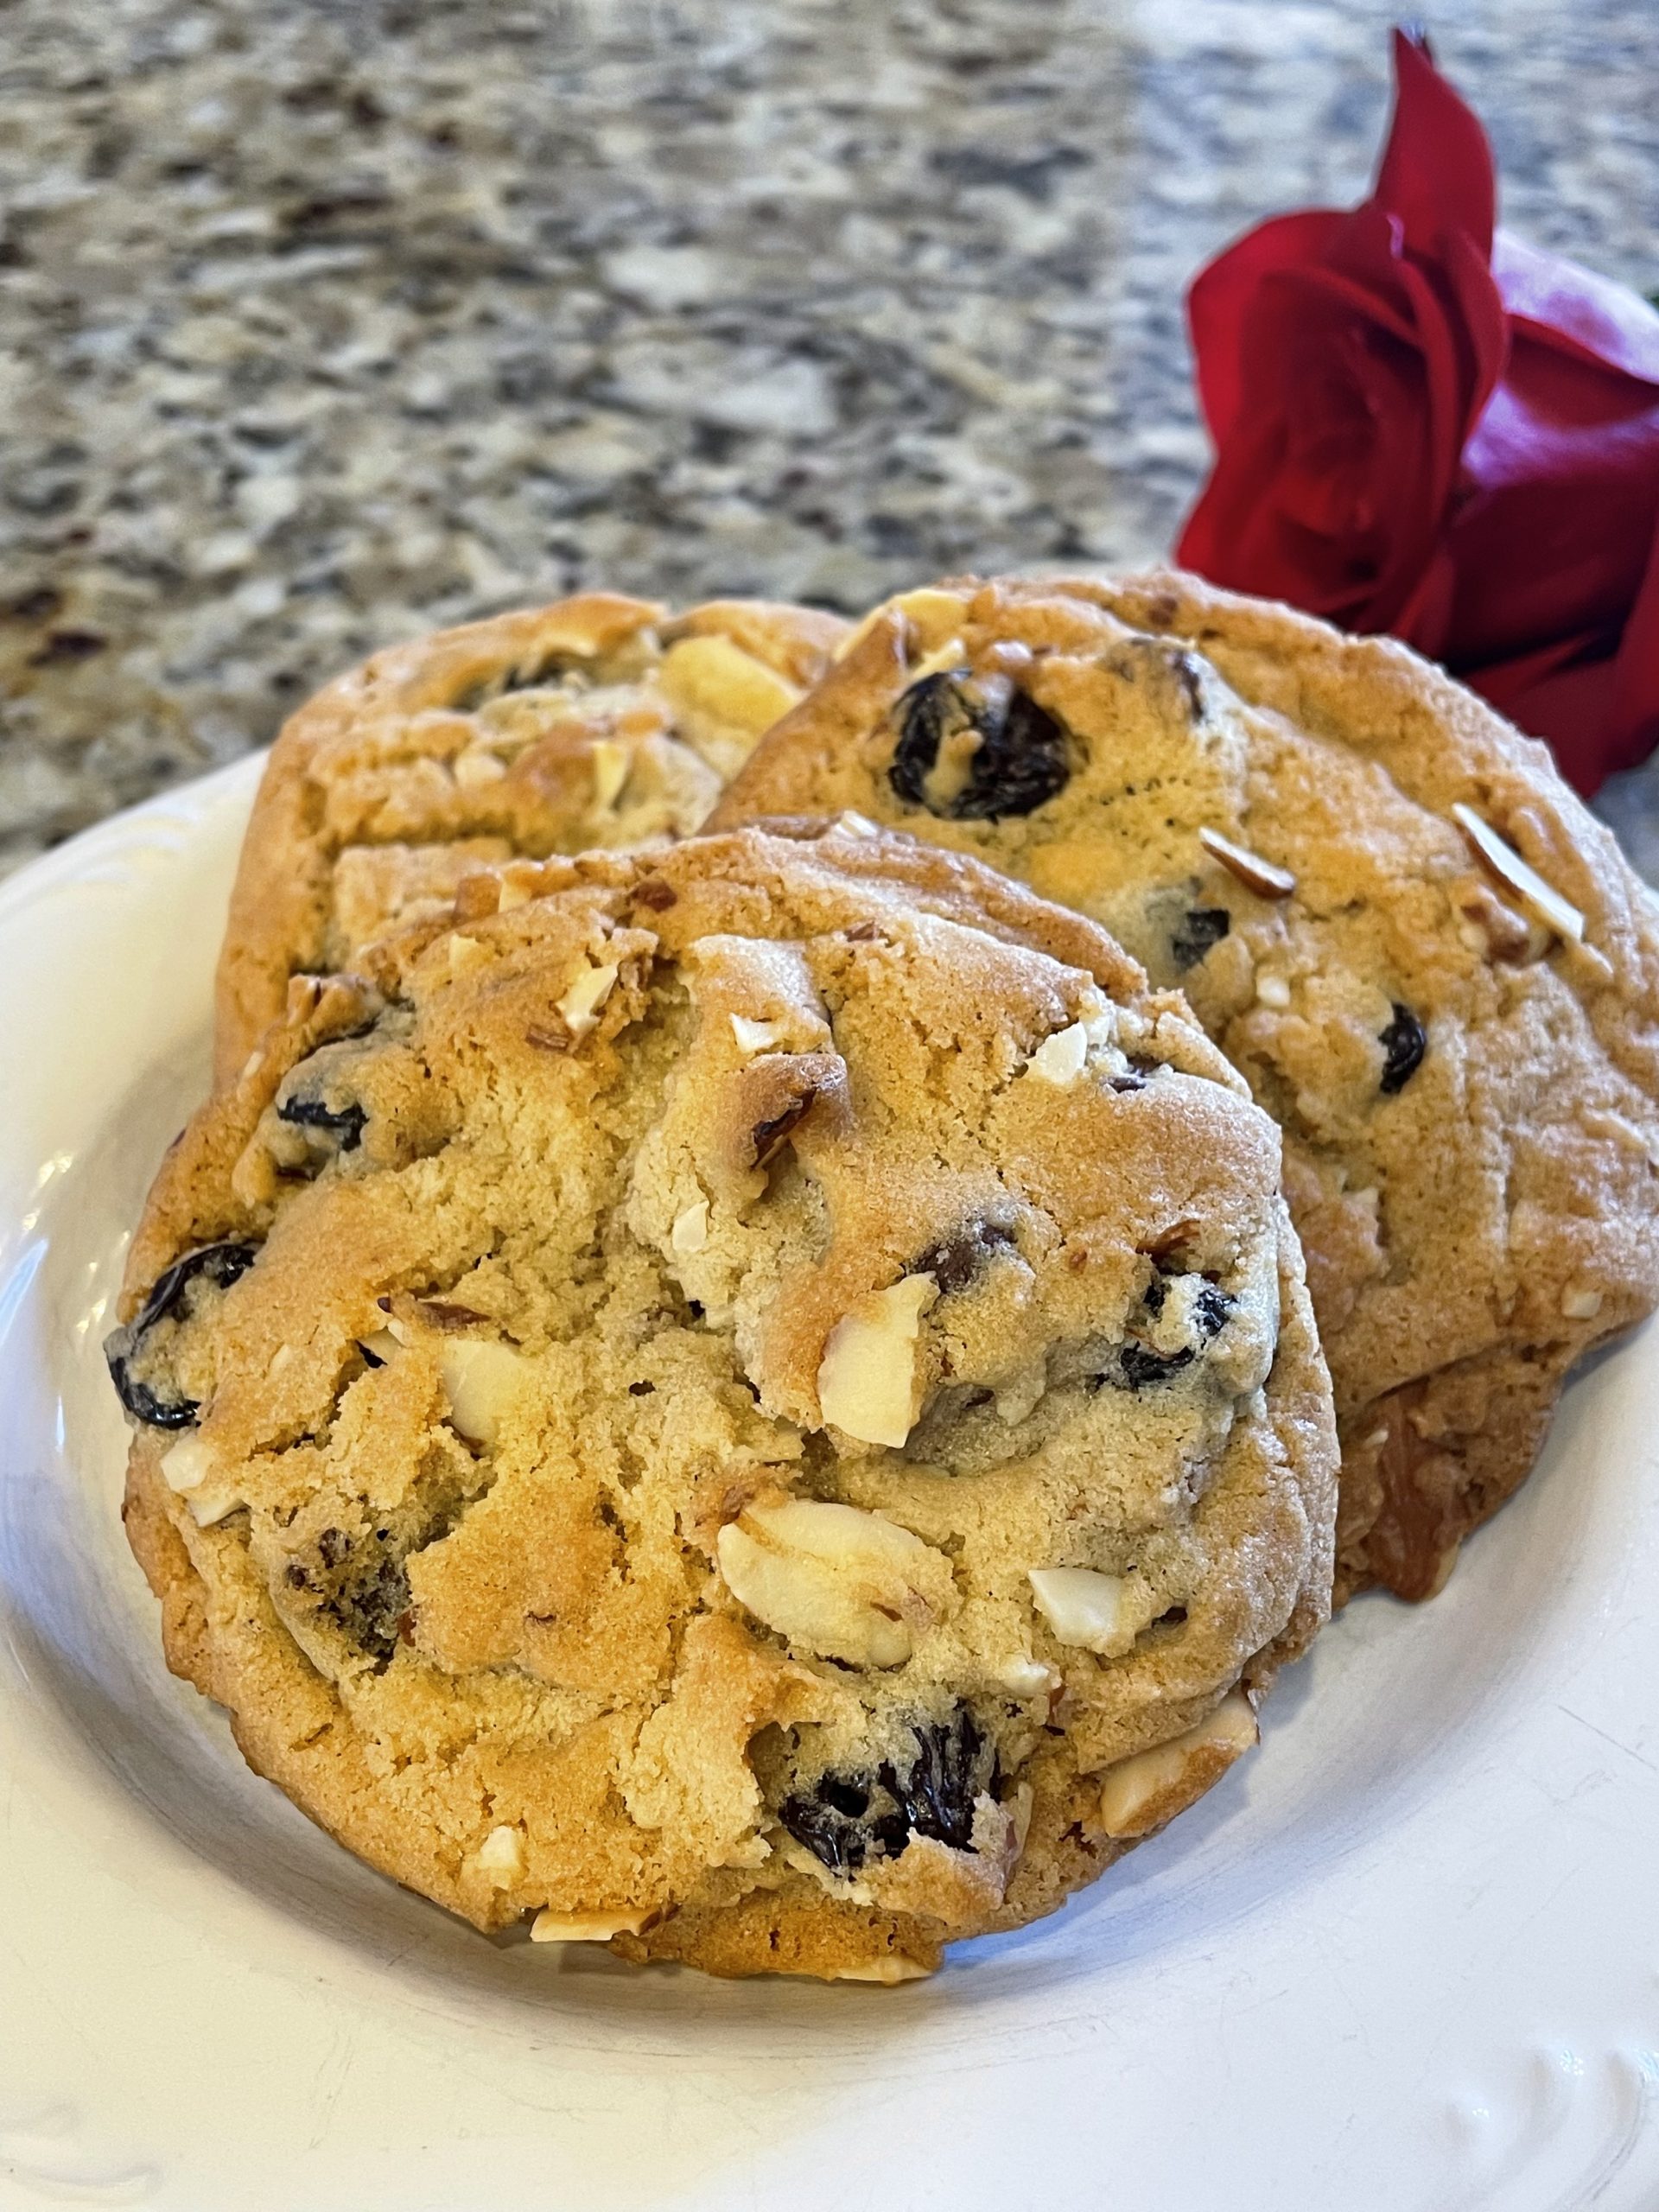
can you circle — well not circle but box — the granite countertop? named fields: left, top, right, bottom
left=1, top=0, right=1655, bottom=877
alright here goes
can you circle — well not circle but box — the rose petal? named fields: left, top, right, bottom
left=1447, top=340, right=1659, bottom=662
left=1371, top=29, right=1496, bottom=261
left=1187, top=209, right=1352, bottom=445
left=1494, top=232, right=1659, bottom=385
left=1469, top=639, right=1627, bottom=797
left=1609, top=513, right=1659, bottom=750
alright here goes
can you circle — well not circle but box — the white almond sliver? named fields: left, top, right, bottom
left=656, top=634, right=801, bottom=741
left=475, top=1824, right=527, bottom=1885
left=590, top=738, right=631, bottom=811
left=160, top=1433, right=216, bottom=1496
left=447, top=932, right=493, bottom=979
left=817, top=1276, right=937, bottom=1447
left=671, top=1198, right=709, bottom=1255
left=188, top=1484, right=248, bottom=1529
left=1097, top=1689, right=1259, bottom=1839
left=1452, top=804, right=1585, bottom=943
left=1198, top=824, right=1295, bottom=898
left=530, top=1908, right=651, bottom=1943
left=557, top=958, right=620, bottom=1038
left=439, top=1338, right=533, bottom=1446
left=832, top=1957, right=933, bottom=1984
left=730, top=1014, right=785, bottom=1056
left=1027, top=1021, right=1089, bottom=1087
left=834, top=588, right=966, bottom=664
left=715, top=1497, right=953, bottom=1668
left=905, top=636, right=969, bottom=686
left=1028, top=1566, right=1130, bottom=1652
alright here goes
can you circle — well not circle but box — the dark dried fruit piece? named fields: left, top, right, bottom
left=276, top=1044, right=369, bottom=1153
left=885, top=1709, right=992, bottom=1852
left=1110, top=1274, right=1233, bottom=1391
left=276, top=1092, right=367, bottom=1148
left=1378, top=1003, right=1427, bottom=1094
left=1192, top=1283, right=1234, bottom=1338
left=778, top=1774, right=908, bottom=1876
left=750, top=1090, right=816, bottom=1169
left=914, top=1217, right=1016, bottom=1294
left=105, top=1241, right=258, bottom=1427
left=777, top=1707, right=995, bottom=1875
left=1116, top=1341, right=1195, bottom=1389
left=1170, top=907, right=1230, bottom=971
left=738, top=1050, right=844, bottom=1170
left=888, top=671, right=1071, bottom=820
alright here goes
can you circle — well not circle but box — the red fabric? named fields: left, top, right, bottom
left=1175, top=29, right=1659, bottom=795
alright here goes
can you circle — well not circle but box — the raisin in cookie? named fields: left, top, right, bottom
left=112, top=823, right=1335, bottom=1980
left=712, top=573, right=1659, bottom=1604
left=213, top=591, right=847, bottom=1084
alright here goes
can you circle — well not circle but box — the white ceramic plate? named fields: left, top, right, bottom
left=3, top=758, right=1657, bottom=2212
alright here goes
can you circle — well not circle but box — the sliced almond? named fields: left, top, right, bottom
left=530, top=1907, right=652, bottom=1943
left=671, top=1198, right=710, bottom=1255
left=556, top=957, right=620, bottom=1038
left=831, top=1956, right=934, bottom=1984
left=474, top=1824, right=527, bottom=1885
left=188, top=1484, right=248, bottom=1529
left=836, top=809, right=880, bottom=839
left=835, top=588, right=967, bottom=664
left=730, top=1014, right=785, bottom=1056
left=817, top=1275, right=937, bottom=1447
left=996, top=1655, right=1061, bottom=1698
left=1561, top=1285, right=1604, bottom=1320
left=1028, top=1566, right=1136, bottom=1654
left=1452, top=804, right=1585, bottom=944
left=167, top=1435, right=245, bottom=1528
left=657, top=633, right=802, bottom=742
left=1096, top=1688, right=1258, bottom=1839
left=905, top=635, right=969, bottom=686
left=1026, top=1020, right=1089, bottom=1087
left=1199, top=825, right=1295, bottom=899
left=439, top=1338, right=534, bottom=1446
left=447, top=932, right=493, bottom=980
left=715, top=1497, right=954, bottom=1668
left=160, top=1433, right=217, bottom=1497
left=589, top=737, right=631, bottom=811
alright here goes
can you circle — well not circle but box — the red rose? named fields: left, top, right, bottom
left=1176, top=29, right=1659, bottom=796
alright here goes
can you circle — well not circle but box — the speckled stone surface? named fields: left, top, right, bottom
left=1, top=0, right=1655, bottom=875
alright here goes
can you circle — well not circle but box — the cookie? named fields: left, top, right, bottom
left=712, top=574, right=1659, bottom=1602
left=112, top=823, right=1336, bottom=1980
left=213, top=592, right=848, bottom=1084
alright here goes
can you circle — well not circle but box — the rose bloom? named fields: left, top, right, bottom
left=1176, top=30, right=1659, bottom=796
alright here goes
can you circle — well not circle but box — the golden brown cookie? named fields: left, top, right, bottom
left=712, top=574, right=1659, bottom=1602
left=213, top=592, right=848, bottom=1084
left=111, top=823, right=1335, bottom=1980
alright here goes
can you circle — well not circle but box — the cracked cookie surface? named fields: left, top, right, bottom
left=115, top=823, right=1334, bottom=1980
left=213, top=591, right=847, bottom=1084
left=713, top=573, right=1659, bottom=1601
